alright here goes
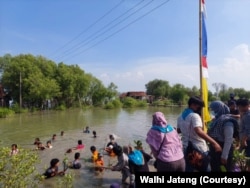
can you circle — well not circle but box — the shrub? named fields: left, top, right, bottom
left=136, top=100, right=148, bottom=107
left=55, top=104, right=66, bottom=111
left=0, top=146, right=43, bottom=187
left=233, top=149, right=250, bottom=172
left=0, top=107, right=15, bottom=118
left=111, top=99, right=122, bottom=108
left=122, top=97, right=137, bottom=108
left=104, top=102, right=114, bottom=109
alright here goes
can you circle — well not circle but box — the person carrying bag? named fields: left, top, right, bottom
left=146, top=111, right=185, bottom=172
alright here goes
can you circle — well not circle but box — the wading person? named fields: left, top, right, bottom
left=111, top=145, right=134, bottom=187
left=43, top=158, right=65, bottom=179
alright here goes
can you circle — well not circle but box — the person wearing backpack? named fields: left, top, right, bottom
left=208, top=100, right=239, bottom=172
left=123, top=145, right=152, bottom=173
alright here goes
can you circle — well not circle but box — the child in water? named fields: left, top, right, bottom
left=93, top=131, right=97, bottom=138
left=83, top=126, right=90, bottom=133
left=73, top=140, right=85, bottom=150
left=95, top=153, right=104, bottom=172
left=34, top=138, right=40, bottom=145
left=66, top=140, right=84, bottom=153
left=43, top=158, right=65, bottom=179
left=71, top=152, right=82, bottom=169
left=90, top=146, right=98, bottom=163
left=37, top=142, right=46, bottom=150
left=52, top=134, right=56, bottom=141
left=46, top=140, right=53, bottom=149
left=10, top=144, right=19, bottom=155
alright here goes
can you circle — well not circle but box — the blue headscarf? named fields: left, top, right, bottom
left=208, top=101, right=239, bottom=139
left=209, top=101, right=230, bottom=128
left=209, top=101, right=230, bottom=119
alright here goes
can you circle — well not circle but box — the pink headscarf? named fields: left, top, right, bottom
left=146, top=112, right=168, bottom=156
left=152, top=112, right=167, bottom=127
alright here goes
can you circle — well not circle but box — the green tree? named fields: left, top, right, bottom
left=2, top=54, right=62, bottom=108
left=105, top=82, right=118, bottom=102
left=169, top=84, right=187, bottom=104
left=145, top=79, right=170, bottom=99
left=0, top=54, right=12, bottom=76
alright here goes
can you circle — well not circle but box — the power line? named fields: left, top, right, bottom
left=54, top=0, right=147, bottom=61
left=61, top=0, right=171, bottom=62
left=49, top=0, right=125, bottom=58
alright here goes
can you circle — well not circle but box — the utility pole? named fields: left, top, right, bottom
left=19, top=71, right=22, bottom=109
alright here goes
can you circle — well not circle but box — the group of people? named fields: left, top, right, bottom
left=146, top=95, right=250, bottom=172
left=88, top=133, right=153, bottom=188
left=9, top=95, right=250, bottom=187
left=83, top=126, right=98, bottom=138
left=33, top=137, right=54, bottom=150
left=41, top=131, right=144, bottom=188
left=43, top=137, right=86, bottom=178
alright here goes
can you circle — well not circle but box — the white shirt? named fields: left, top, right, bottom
left=177, top=112, right=209, bottom=152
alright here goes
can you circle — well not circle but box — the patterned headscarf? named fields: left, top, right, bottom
left=208, top=101, right=234, bottom=139
left=152, top=112, right=167, bottom=127
left=209, top=100, right=230, bottom=119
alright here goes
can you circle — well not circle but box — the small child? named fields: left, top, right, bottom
left=71, top=152, right=82, bottom=169
left=93, top=131, right=97, bottom=138
left=10, top=144, right=19, bottom=155
left=52, top=134, right=56, bottom=141
left=34, top=138, right=40, bottom=145
left=61, top=131, right=64, bottom=136
left=95, top=153, right=104, bottom=172
left=46, top=140, right=53, bottom=149
left=66, top=140, right=84, bottom=153
left=37, top=142, right=46, bottom=150
left=43, top=158, right=65, bottom=179
left=73, top=140, right=84, bottom=150
left=90, top=146, right=98, bottom=163
left=83, top=126, right=90, bottom=133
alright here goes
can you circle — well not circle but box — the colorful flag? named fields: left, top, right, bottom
left=201, top=0, right=211, bottom=128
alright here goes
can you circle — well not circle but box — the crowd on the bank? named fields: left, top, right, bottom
left=9, top=94, right=250, bottom=188
left=147, top=94, right=250, bottom=173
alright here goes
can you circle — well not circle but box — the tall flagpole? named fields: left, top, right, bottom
left=199, top=0, right=205, bottom=126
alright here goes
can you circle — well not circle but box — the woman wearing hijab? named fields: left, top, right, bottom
left=208, top=101, right=239, bottom=172
left=146, top=111, right=185, bottom=172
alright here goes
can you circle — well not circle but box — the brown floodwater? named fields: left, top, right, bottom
left=0, top=106, right=183, bottom=188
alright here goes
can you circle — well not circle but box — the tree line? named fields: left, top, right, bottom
left=0, top=54, right=249, bottom=110
left=145, top=79, right=250, bottom=105
left=0, top=54, right=118, bottom=109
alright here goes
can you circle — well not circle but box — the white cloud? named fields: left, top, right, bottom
left=90, top=57, right=201, bottom=92
left=80, top=44, right=250, bottom=93
left=208, top=43, right=250, bottom=91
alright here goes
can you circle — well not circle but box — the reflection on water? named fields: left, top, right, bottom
left=0, top=107, right=183, bottom=187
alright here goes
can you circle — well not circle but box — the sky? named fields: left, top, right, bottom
left=0, top=0, right=250, bottom=93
